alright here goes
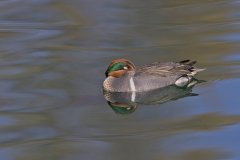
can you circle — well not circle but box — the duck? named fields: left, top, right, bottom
left=103, top=58, right=205, bottom=92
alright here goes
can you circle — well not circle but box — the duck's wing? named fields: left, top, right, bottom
left=136, top=60, right=203, bottom=77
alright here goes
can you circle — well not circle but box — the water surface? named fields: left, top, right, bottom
left=0, top=0, right=240, bottom=160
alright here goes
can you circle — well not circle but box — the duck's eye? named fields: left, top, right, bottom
left=123, top=66, right=128, bottom=70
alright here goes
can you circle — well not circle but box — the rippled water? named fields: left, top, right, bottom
left=0, top=0, right=240, bottom=159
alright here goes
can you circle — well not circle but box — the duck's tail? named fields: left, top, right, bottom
left=189, top=68, right=206, bottom=76
left=179, top=59, right=206, bottom=76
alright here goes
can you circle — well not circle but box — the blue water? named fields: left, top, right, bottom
left=0, top=0, right=239, bottom=160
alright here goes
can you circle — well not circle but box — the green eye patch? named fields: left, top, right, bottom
left=105, top=62, right=125, bottom=77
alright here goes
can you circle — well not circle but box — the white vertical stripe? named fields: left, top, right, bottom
left=130, top=77, right=136, bottom=91
left=131, top=91, right=136, bottom=102
left=130, top=77, right=136, bottom=102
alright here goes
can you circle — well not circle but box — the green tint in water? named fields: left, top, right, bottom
left=0, top=0, right=239, bottom=160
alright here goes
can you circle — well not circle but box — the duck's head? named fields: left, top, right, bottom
left=105, top=59, right=135, bottom=77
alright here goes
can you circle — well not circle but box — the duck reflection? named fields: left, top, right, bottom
left=103, top=78, right=204, bottom=114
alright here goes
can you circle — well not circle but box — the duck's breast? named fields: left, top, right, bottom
left=104, top=74, right=133, bottom=92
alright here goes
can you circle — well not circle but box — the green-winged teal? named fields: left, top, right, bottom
left=103, top=59, right=204, bottom=92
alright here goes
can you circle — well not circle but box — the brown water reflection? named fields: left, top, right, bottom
left=0, top=0, right=240, bottom=160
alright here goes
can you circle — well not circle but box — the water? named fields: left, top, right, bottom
left=0, top=0, right=240, bottom=159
